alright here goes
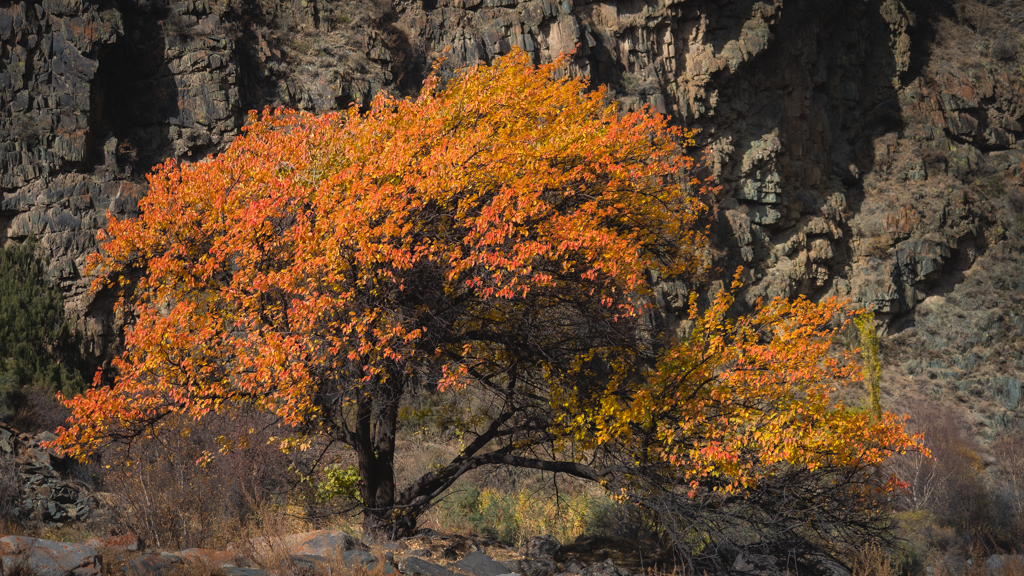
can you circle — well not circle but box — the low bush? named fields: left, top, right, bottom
left=893, top=402, right=1020, bottom=555
left=991, top=427, right=1024, bottom=542
left=992, top=38, right=1019, bottom=62
left=851, top=544, right=898, bottom=576
left=92, top=409, right=299, bottom=550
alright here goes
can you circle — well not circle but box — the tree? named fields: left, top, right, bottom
left=54, top=49, right=708, bottom=536
left=51, top=49, right=921, bottom=548
left=854, top=311, right=883, bottom=420
left=557, top=280, right=923, bottom=567
left=0, top=237, right=86, bottom=422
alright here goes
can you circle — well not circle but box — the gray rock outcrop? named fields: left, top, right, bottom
left=401, top=556, right=459, bottom=576
left=0, top=422, right=95, bottom=523
left=456, top=551, right=513, bottom=576
left=0, top=536, right=100, bottom=576
left=2, top=0, right=1023, bottom=432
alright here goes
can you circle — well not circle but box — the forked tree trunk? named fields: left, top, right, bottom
left=347, top=377, right=608, bottom=539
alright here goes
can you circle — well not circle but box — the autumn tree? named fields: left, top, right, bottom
left=55, top=50, right=706, bottom=535
left=559, top=281, right=922, bottom=567
left=52, top=49, right=921, bottom=546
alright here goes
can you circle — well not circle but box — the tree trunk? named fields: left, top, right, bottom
left=354, top=378, right=415, bottom=539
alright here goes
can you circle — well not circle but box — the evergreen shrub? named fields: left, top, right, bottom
left=0, top=238, right=86, bottom=422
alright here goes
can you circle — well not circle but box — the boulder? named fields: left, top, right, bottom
left=986, top=555, right=1024, bottom=575
left=409, top=549, right=434, bottom=558
left=177, top=548, right=248, bottom=568
left=343, top=549, right=377, bottom=568
left=0, top=423, right=96, bottom=524
left=125, top=552, right=183, bottom=576
left=400, top=556, right=457, bottom=576
left=520, top=535, right=561, bottom=559
left=241, top=529, right=363, bottom=560
left=0, top=536, right=100, bottom=576
left=562, top=557, right=584, bottom=575
left=290, top=530, right=361, bottom=557
left=441, top=538, right=472, bottom=559
left=514, top=558, right=558, bottom=576
left=284, top=554, right=332, bottom=576
left=455, top=551, right=511, bottom=576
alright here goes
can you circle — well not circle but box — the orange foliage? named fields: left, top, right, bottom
left=52, top=49, right=707, bottom=462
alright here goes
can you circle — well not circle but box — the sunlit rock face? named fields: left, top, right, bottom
left=2, top=0, right=1023, bottom=432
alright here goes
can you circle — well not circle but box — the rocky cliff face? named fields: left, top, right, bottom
left=2, top=0, right=1023, bottom=433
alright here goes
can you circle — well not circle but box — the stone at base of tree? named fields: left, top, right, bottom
left=344, top=549, right=378, bottom=567
left=290, top=530, right=362, bottom=556
left=455, top=551, right=512, bottom=576
left=442, top=539, right=473, bottom=560
left=400, top=555, right=458, bottom=576
left=563, top=557, right=584, bottom=575
left=409, top=548, right=434, bottom=558
left=0, top=536, right=100, bottom=576
left=369, top=560, right=398, bottom=574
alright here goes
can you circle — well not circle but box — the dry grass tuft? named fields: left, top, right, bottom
left=851, top=544, right=897, bottom=576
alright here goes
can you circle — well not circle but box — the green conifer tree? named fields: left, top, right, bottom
left=0, top=238, right=86, bottom=420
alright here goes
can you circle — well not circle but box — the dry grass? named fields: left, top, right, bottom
left=851, top=544, right=897, bottom=576
left=0, top=452, right=21, bottom=521
left=9, top=402, right=621, bottom=557
left=88, top=410, right=300, bottom=551
left=921, top=545, right=1024, bottom=576
left=422, top=481, right=612, bottom=546
left=842, top=543, right=1024, bottom=576
left=990, top=555, right=1024, bottom=576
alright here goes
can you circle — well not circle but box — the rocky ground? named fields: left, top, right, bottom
left=0, top=423, right=95, bottom=525
left=0, top=425, right=659, bottom=576
left=1, top=529, right=658, bottom=576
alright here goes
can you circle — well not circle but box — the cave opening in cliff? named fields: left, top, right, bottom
left=88, top=35, right=131, bottom=175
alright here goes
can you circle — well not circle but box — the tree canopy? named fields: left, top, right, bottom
left=52, top=49, right=921, bottom=554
